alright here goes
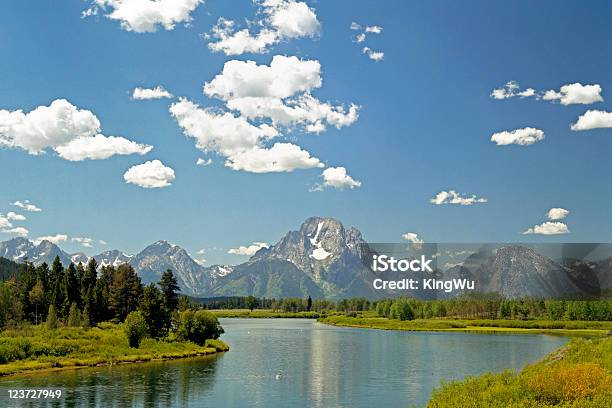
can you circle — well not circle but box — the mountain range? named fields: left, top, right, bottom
left=1, top=217, right=610, bottom=299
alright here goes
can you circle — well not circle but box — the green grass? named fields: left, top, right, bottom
left=427, top=337, right=612, bottom=407
left=0, top=323, right=229, bottom=377
left=210, top=309, right=323, bottom=318
left=318, top=314, right=612, bottom=336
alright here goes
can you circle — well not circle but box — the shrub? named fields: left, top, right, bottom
left=67, top=303, right=81, bottom=327
left=124, top=311, right=148, bottom=348
left=524, top=363, right=611, bottom=402
left=176, top=310, right=224, bottom=346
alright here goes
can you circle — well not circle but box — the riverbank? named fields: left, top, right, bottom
left=427, top=337, right=612, bottom=406
left=0, top=323, right=229, bottom=377
left=318, top=315, right=612, bottom=336
left=210, top=309, right=321, bottom=318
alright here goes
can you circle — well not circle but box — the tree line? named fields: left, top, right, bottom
left=197, top=294, right=612, bottom=321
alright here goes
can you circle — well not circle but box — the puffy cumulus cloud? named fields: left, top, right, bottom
left=85, top=0, right=204, bottom=33
left=33, top=234, right=68, bottom=245
left=546, top=208, right=569, bottom=221
left=431, top=190, right=488, bottom=206
left=196, top=157, right=212, bottom=166
left=542, top=83, right=603, bottom=105
left=132, top=86, right=173, bottom=100
left=225, top=143, right=323, bottom=173
left=402, top=232, right=423, bottom=245
left=490, top=81, right=603, bottom=105
left=6, top=212, right=26, bottom=221
left=314, top=166, right=361, bottom=190
left=72, top=237, right=96, bottom=248
left=523, top=222, right=570, bottom=235
left=123, top=159, right=176, bottom=188
left=207, top=0, right=320, bottom=56
left=12, top=200, right=41, bottom=212
left=203, top=56, right=358, bottom=132
left=0, top=215, right=12, bottom=230
left=490, top=127, right=545, bottom=146
left=0, top=99, right=152, bottom=161
left=170, top=98, right=274, bottom=156
left=228, top=242, right=269, bottom=256
left=490, top=81, right=536, bottom=100
left=55, top=134, right=152, bottom=161
left=365, top=25, right=382, bottom=34
left=4, top=227, right=29, bottom=237
left=205, top=56, right=322, bottom=100
left=570, top=110, right=612, bottom=131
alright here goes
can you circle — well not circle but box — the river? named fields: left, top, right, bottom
left=0, top=318, right=567, bottom=407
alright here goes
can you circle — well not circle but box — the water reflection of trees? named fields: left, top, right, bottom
left=0, top=355, right=221, bottom=407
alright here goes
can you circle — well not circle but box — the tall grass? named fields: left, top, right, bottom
left=0, top=323, right=229, bottom=376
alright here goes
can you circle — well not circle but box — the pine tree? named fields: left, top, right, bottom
left=139, top=284, right=165, bottom=337
left=67, top=302, right=81, bottom=327
left=50, top=256, right=65, bottom=315
left=159, top=269, right=180, bottom=312
left=62, top=263, right=79, bottom=316
left=109, top=264, right=143, bottom=321
left=46, top=304, right=58, bottom=329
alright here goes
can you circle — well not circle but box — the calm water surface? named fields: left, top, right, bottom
left=0, top=318, right=567, bottom=407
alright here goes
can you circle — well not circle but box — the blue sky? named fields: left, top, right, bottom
left=1, top=0, right=611, bottom=265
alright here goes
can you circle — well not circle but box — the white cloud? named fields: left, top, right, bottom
left=207, top=0, right=320, bottom=55
left=402, top=232, right=423, bottom=244
left=132, top=86, right=173, bottom=100
left=55, top=134, right=152, bottom=161
left=316, top=166, right=361, bottom=190
left=490, top=127, right=545, bottom=146
left=123, top=159, right=176, bottom=188
left=87, top=0, right=204, bottom=33
left=228, top=241, right=269, bottom=256
left=33, top=234, right=68, bottom=245
left=0, top=99, right=152, bottom=161
left=196, top=249, right=206, bottom=255
left=570, top=110, right=612, bottom=131
left=431, top=190, right=487, bottom=206
left=72, top=237, right=96, bottom=248
left=362, top=47, right=384, bottom=61
left=546, top=208, right=569, bottom=221
left=349, top=22, right=361, bottom=30
left=196, top=157, right=212, bottom=166
left=523, top=221, right=570, bottom=235
left=225, top=143, right=323, bottom=173
left=0, top=215, right=11, bottom=230
left=365, top=25, right=382, bottom=34
left=6, top=212, right=26, bottom=221
left=99, top=240, right=108, bottom=245
left=204, top=56, right=358, bottom=132
left=491, top=81, right=603, bottom=105
left=12, top=200, right=42, bottom=212
left=355, top=33, right=366, bottom=43
left=490, top=81, right=536, bottom=100
left=542, top=83, right=603, bottom=105
left=204, top=56, right=322, bottom=100
left=4, top=227, right=29, bottom=237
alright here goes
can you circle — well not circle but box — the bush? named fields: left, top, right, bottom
left=524, top=363, right=611, bottom=402
left=124, top=311, right=148, bottom=348
left=67, top=303, right=81, bottom=327
left=176, top=310, right=224, bottom=346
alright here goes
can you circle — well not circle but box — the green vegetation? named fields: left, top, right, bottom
left=319, top=314, right=612, bottom=336
left=427, top=337, right=612, bottom=407
left=0, top=323, right=228, bottom=377
left=0, top=257, right=228, bottom=375
left=210, top=309, right=323, bottom=319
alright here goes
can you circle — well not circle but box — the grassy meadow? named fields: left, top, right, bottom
left=0, top=323, right=229, bottom=377
left=427, top=337, right=612, bottom=407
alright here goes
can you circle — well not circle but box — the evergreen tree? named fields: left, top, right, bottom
left=109, top=264, right=143, bottom=321
left=62, top=263, right=79, bottom=316
left=29, top=280, right=46, bottom=325
left=94, top=265, right=114, bottom=322
left=46, top=304, right=58, bottom=329
left=67, top=302, right=81, bottom=327
left=159, top=269, right=180, bottom=312
left=139, top=284, right=165, bottom=337
left=50, top=256, right=65, bottom=315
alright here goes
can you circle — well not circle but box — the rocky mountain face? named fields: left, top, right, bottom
left=1, top=220, right=610, bottom=299
left=0, top=237, right=72, bottom=267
